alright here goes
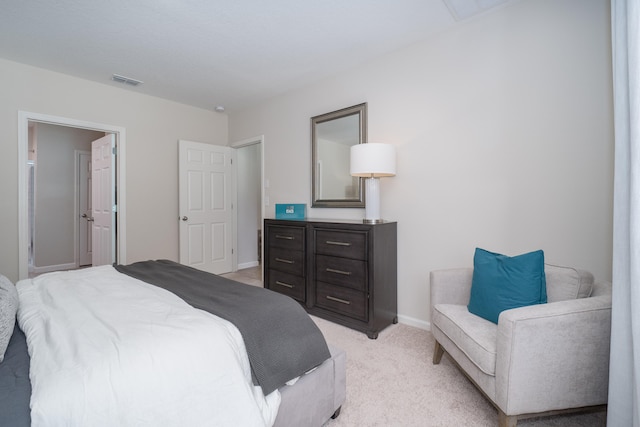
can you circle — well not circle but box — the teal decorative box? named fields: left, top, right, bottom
left=275, top=204, right=306, bottom=219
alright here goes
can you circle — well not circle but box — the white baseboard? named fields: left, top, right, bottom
left=397, top=314, right=431, bottom=331
left=32, top=262, right=77, bottom=275
left=237, top=261, right=259, bottom=270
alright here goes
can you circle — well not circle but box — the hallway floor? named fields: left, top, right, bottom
left=220, top=265, right=262, bottom=287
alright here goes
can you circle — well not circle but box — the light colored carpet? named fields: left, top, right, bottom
left=316, top=318, right=606, bottom=427
left=224, top=267, right=607, bottom=427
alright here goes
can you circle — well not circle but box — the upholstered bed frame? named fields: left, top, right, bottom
left=275, top=344, right=346, bottom=427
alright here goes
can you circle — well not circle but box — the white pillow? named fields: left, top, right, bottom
left=0, top=274, right=19, bottom=363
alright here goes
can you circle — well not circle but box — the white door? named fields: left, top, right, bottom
left=179, top=140, right=234, bottom=274
left=78, top=151, right=92, bottom=266
left=91, top=134, right=116, bottom=266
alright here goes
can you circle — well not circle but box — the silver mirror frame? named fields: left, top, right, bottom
left=311, top=103, right=367, bottom=208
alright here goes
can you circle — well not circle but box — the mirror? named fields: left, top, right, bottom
left=311, top=103, right=367, bottom=208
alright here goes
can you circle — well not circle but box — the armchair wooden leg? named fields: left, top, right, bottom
left=498, top=411, right=517, bottom=427
left=433, top=340, right=444, bottom=364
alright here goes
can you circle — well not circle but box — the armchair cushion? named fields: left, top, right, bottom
left=432, top=304, right=497, bottom=375
left=545, top=264, right=594, bottom=302
left=468, top=248, right=547, bottom=324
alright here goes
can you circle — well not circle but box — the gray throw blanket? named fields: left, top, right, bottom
left=115, top=259, right=330, bottom=395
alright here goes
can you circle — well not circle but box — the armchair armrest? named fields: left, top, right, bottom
left=430, top=268, right=473, bottom=307
left=495, top=292, right=612, bottom=416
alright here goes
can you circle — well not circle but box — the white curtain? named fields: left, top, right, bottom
left=609, top=1, right=640, bottom=426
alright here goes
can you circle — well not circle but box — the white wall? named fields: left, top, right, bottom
left=229, top=0, right=614, bottom=328
left=0, top=58, right=227, bottom=282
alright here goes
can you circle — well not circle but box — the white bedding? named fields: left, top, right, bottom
left=17, top=265, right=280, bottom=427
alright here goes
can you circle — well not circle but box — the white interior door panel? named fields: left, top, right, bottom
left=179, top=140, right=234, bottom=274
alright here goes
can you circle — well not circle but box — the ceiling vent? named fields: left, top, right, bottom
left=111, top=74, right=143, bottom=86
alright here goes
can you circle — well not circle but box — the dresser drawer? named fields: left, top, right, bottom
left=268, top=270, right=305, bottom=302
left=315, top=230, right=367, bottom=260
left=316, top=282, right=367, bottom=322
left=267, top=226, right=305, bottom=251
left=268, top=247, right=304, bottom=276
left=315, top=254, right=366, bottom=291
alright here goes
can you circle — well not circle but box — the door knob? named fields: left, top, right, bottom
left=181, top=216, right=188, bottom=221
left=81, top=213, right=88, bottom=218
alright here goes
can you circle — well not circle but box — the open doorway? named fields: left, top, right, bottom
left=232, top=136, right=264, bottom=274
left=27, top=122, right=108, bottom=276
left=18, top=111, right=127, bottom=280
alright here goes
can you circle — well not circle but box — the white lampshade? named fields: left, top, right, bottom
left=350, top=143, right=396, bottom=177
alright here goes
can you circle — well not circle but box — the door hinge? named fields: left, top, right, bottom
left=112, top=146, right=117, bottom=156
left=112, top=205, right=117, bottom=213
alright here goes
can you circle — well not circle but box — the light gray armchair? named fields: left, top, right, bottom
left=430, top=265, right=611, bottom=427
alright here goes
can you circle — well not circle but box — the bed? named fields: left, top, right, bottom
left=0, top=260, right=346, bottom=427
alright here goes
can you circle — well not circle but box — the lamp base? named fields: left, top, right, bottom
left=362, top=218, right=385, bottom=224
left=364, top=177, right=382, bottom=223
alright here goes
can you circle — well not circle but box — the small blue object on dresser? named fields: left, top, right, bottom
left=275, top=204, right=306, bottom=219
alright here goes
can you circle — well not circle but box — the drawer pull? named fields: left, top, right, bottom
left=275, top=281, right=294, bottom=289
left=326, top=295, right=351, bottom=305
left=275, top=257, right=294, bottom=264
left=326, top=240, right=351, bottom=247
left=275, top=234, right=294, bottom=240
left=326, top=268, right=351, bottom=276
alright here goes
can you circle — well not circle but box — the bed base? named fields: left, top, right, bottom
left=274, top=344, right=346, bottom=427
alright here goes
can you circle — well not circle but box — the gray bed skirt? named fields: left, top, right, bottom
left=276, top=344, right=346, bottom=427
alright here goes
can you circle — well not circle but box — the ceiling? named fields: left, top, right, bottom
left=0, top=0, right=517, bottom=113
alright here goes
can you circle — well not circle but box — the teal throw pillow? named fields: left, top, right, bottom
left=467, top=248, right=547, bottom=324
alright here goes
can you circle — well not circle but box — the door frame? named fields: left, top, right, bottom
left=230, top=135, right=265, bottom=270
left=17, top=111, right=127, bottom=280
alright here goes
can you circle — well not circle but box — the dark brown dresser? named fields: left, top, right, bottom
left=264, top=218, right=397, bottom=339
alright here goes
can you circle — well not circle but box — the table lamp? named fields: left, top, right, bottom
left=350, top=143, right=396, bottom=223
